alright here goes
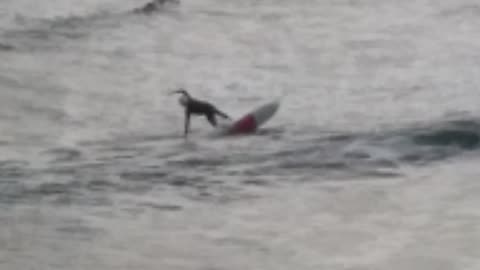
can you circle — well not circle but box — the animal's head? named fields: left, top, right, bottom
left=170, top=88, right=191, bottom=106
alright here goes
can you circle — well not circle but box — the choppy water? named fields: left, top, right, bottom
left=1, top=0, right=480, bottom=269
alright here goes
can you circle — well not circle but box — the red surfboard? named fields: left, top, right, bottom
left=220, top=101, right=280, bottom=135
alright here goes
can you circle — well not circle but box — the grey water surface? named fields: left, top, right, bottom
left=1, top=0, right=480, bottom=269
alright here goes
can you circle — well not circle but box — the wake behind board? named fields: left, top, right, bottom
left=218, top=101, right=279, bottom=135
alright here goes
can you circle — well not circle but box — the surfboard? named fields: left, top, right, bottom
left=219, top=101, right=280, bottom=135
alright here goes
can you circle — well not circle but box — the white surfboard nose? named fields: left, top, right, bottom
left=252, top=101, right=280, bottom=126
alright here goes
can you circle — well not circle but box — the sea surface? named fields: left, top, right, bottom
left=1, top=0, right=480, bottom=269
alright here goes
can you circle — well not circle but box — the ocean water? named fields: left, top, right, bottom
left=1, top=0, right=480, bottom=269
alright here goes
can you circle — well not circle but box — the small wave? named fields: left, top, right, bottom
left=2, top=15, right=93, bottom=46
left=35, top=182, right=77, bottom=196
left=132, top=0, right=180, bottom=15
left=391, top=119, right=480, bottom=164
left=86, top=179, right=116, bottom=192
left=138, top=202, right=182, bottom=211
left=119, top=170, right=168, bottom=182
left=2, top=0, right=180, bottom=49
left=56, top=223, right=104, bottom=239
left=78, top=133, right=178, bottom=149
left=0, top=181, right=74, bottom=205
left=355, top=118, right=480, bottom=164
left=1, top=177, right=115, bottom=206
left=252, top=117, right=480, bottom=180
left=413, top=129, right=479, bottom=149
left=3, top=117, right=480, bottom=205
left=0, top=160, right=31, bottom=178
left=241, top=179, right=270, bottom=186
left=166, top=175, right=207, bottom=188
left=43, top=147, right=83, bottom=163
left=2, top=12, right=110, bottom=50
left=167, top=157, right=230, bottom=168
left=0, top=43, right=14, bottom=51
left=438, top=4, right=480, bottom=18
